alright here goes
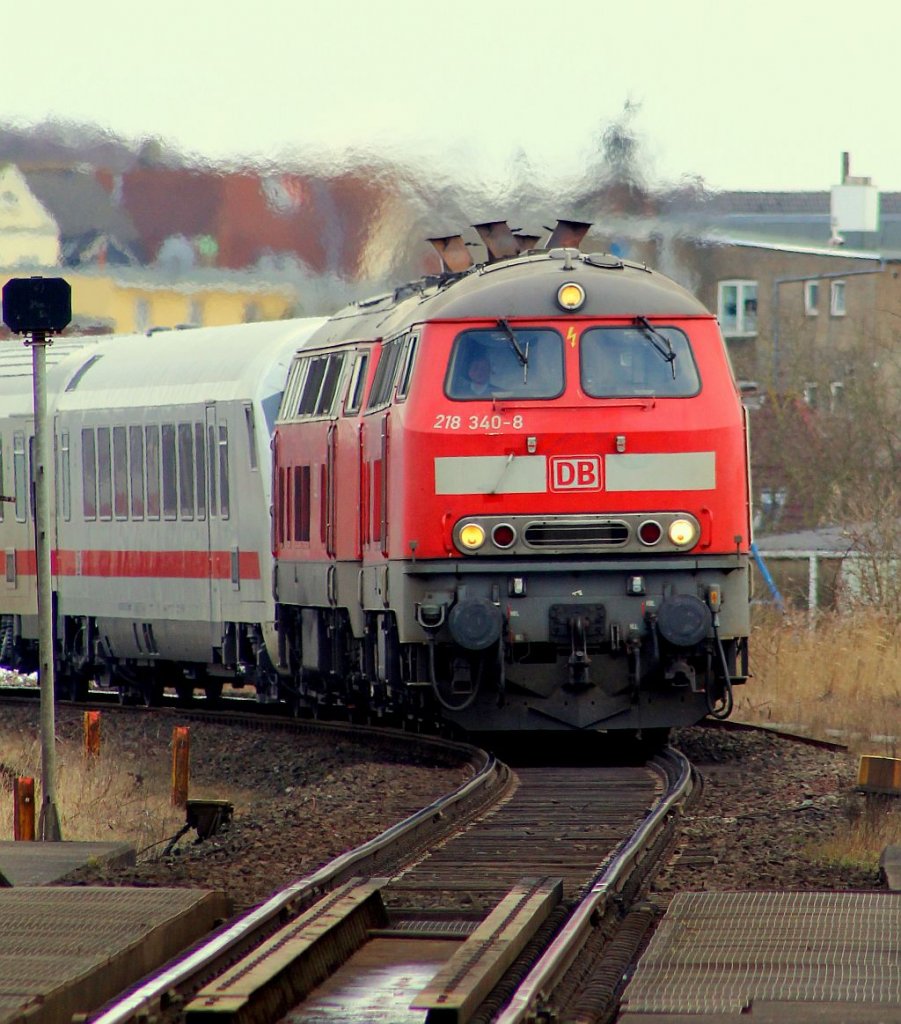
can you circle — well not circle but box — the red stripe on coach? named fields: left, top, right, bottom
left=13, top=549, right=261, bottom=580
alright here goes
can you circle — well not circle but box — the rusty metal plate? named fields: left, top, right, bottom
left=622, top=891, right=901, bottom=1014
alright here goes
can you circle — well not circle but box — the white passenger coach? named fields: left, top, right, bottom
left=0, top=318, right=325, bottom=702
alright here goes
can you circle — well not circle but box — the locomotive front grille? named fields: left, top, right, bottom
left=524, top=521, right=629, bottom=547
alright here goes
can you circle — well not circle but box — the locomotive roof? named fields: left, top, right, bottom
left=307, top=248, right=711, bottom=346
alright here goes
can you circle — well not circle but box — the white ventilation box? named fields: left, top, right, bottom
left=830, top=181, right=879, bottom=233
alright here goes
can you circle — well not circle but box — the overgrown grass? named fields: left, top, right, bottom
left=0, top=720, right=252, bottom=857
left=735, top=608, right=901, bottom=755
left=816, top=801, right=901, bottom=872
left=735, top=607, right=901, bottom=871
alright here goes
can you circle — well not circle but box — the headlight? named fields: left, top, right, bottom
left=458, top=523, right=487, bottom=551
left=556, top=281, right=586, bottom=311
left=668, top=518, right=698, bottom=547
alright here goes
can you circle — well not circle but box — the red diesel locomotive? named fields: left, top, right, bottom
left=272, top=220, right=751, bottom=733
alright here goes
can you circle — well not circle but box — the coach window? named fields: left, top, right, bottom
left=344, top=352, right=369, bottom=414
left=178, top=423, right=195, bottom=519
left=243, top=405, right=258, bottom=469
left=446, top=328, right=564, bottom=400
left=129, top=426, right=144, bottom=519
left=13, top=432, right=26, bottom=524
left=81, top=429, right=97, bottom=520
left=113, top=426, right=128, bottom=520
left=218, top=425, right=230, bottom=519
left=145, top=426, right=161, bottom=519
left=161, top=424, right=177, bottom=520
left=13, top=432, right=27, bottom=522
left=581, top=326, right=700, bottom=398
left=194, top=423, right=206, bottom=519
left=207, top=424, right=218, bottom=518
left=97, top=427, right=112, bottom=520
left=59, top=430, right=71, bottom=521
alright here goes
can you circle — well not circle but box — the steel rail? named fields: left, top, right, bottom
left=88, top=742, right=503, bottom=1024
left=493, top=747, right=693, bottom=1024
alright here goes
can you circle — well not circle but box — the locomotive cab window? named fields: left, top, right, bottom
left=366, top=335, right=405, bottom=410
left=288, top=354, right=346, bottom=418
left=446, top=328, right=564, bottom=400
left=344, top=352, right=370, bottom=415
left=395, top=333, right=419, bottom=401
left=580, top=326, right=700, bottom=398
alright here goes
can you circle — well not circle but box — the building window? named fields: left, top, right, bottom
left=717, top=281, right=758, bottom=336
left=804, top=281, right=819, bottom=316
left=831, top=281, right=846, bottom=316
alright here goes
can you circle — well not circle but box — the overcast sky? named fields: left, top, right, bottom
left=6, top=0, right=900, bottom=193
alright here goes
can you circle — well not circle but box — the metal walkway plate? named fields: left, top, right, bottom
left=0, top=839, right=135, bottom=885
left=621, top=891, right=901, bottom=1017
left=0, top=886, right=230, bottom=1024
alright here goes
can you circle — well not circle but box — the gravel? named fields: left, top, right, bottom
left=659, top=724, right=885, bottom=895
left=1, top=703, right=886, bottom=917
left=0, top=703, right=473, bottom=912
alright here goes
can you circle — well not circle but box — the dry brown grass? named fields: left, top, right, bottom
left=0, top=719, right=251, bottom=856
left=734, top=608, right=901, bottom=756
left=734, top=608, right=901, bottom=870
left=816, top=802, right=901, bottom=871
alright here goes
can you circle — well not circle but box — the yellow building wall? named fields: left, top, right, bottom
left=2, top=268, right=299, bottom=334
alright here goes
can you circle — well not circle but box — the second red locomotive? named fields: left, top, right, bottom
left=273, top=220, right=751, bottom=733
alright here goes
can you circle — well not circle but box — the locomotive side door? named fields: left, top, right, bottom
left=332, top=346, right=373, bottom=638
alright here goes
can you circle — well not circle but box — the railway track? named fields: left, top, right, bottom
left=5, top=686, right=881, bottom=1023
left=82, top=739, right=691, bottom=1024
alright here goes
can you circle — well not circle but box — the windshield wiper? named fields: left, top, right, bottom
left=497, top=318, right=529, bottom=382
left=634, top=315, right=677, bottom=379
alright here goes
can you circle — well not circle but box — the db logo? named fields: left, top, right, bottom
left=550, top=456, right=602, bottom=491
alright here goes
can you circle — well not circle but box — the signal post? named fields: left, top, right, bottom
left=2, top=276, right=72, bottom=841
